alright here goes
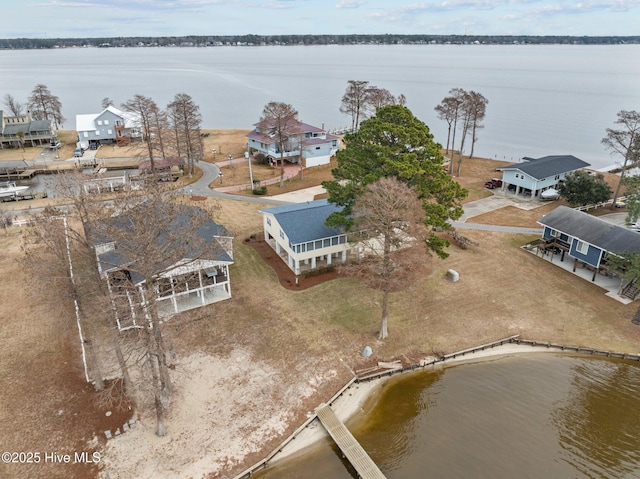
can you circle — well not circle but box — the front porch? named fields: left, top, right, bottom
left=156, top=283, right=231, bottom=318
left=523, top=239, right=632, bottom=304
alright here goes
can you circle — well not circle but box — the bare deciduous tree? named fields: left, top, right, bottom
left=167, top=93, right=203, bottom=177
left=465, top=91, right=488, bottom=160
left=28, top=84, right=65, bottom=128
left=348, top=177, right=429, bottom=340
left=435, top=88, right=466, bottom=165
left=122, top=95, right=167, bottom=179
left=259, top=101, right=300, bottom=188
left=340, top=80, right=371, bottom=131
left=436, top=88, right=488, bottom=176
left=101, top=97, right=114, bottom=109
left=602, top=110, right=640, bottom=209
left=3, top=93, right=24, bottom=116
left=90, top=186, right=225, bottom=435
left=367, top=86, right=396, bottom=110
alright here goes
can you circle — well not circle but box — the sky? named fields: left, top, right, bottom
left=2, top=0, right=640, bottom=39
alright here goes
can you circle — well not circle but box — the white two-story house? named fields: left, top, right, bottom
left=92, top=202, right=234, bottom=330
left=259, top=200, right=352, bottom=275
left=247, top=120, right=340, bottom=168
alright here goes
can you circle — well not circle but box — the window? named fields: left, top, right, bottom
left=279, top=230, right=284, bottom=240
left=95, top=130, right=100, bottom=136
left=266, top=217, right=271, bottom=227
left=315, top=240, right=323, bottom=249
left=104, top=120, right=109, bottom=125
left=575, top=241, right=589, bottom=254
left=550, top=229, right=560, bottom=238
left=83, top=132, right=88, bottom=138
left=323, top=238, right=330, bottom=247
left=107, top=129, right=112, bottom=135
left=332, top=237, right=339, bottom=246
left=97, top=120, right=102, bottom=126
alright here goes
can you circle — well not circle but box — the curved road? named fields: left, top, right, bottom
left=4, top=156, right=542, bottom=234
left=188, top=161, right=542, bottom=234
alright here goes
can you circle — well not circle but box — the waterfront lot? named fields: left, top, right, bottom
left=0, top=153, right=638, bottom=478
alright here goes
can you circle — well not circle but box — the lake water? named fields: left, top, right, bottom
left=2, top=45, right=639, bottom=170
left=255, top=354, right=640, bottom=479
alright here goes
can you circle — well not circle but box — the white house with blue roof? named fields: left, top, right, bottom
left=498, top=155, right=590, bottom=198
left=259, top=199, right=352, bottom=275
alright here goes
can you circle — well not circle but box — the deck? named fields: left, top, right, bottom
left=315, top=403, right=386, bottom=479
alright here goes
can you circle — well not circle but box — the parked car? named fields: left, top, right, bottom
left=73, top=147, right=84, bottom=158
left=484, top=178, right=503, bottom=189
left=614, top=199, right=627, bottom=208
left=49, top=140, right=61, bottom=149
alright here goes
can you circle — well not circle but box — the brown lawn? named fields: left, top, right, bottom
left=1, top=139, right=638, bottom=478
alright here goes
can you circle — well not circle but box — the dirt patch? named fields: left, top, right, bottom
left=0, top=233, right=133, bottom=479
left=245, top=236, right=342, bottom=290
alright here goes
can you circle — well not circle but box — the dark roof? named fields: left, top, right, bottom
left=260, top=199, right=344, bottom=245
left=538, top=206, right=640, bottom=254
left=92, top=202, right=232, bottom=282
left=498, top=155, right=590, bottom=180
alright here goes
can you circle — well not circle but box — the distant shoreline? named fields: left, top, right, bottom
left=2, top=34, right=639, bottom=51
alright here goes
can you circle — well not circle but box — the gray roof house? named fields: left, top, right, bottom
left=92, top=202, right=233, bottom=330
left=498, top=155, right=590, bottom=199
left=0, top=110, right=56, bottom=148
left=537, top=205, right=640, bottom=298
left=259, top=199, right=351, bottom=275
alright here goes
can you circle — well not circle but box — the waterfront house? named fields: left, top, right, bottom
left=247, top=120, right=340, bottom=168
left=75, top=105, right=141, bottom=150
left=498, top=155, right=590, bottom=198
left=537, top=205, right=640, bottom=299
left=92, top=202, right=233, bottom=330
left=259, top=200, right=351, bottom=275
left=0, top=110, right=56, bottom=149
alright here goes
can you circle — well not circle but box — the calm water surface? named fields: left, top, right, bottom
left=256, top=354, right=640, bottom=479
left=2, top=45, right=639, bottom=169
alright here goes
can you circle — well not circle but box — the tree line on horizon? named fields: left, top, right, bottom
left=1, top=34, right=639, bottom=50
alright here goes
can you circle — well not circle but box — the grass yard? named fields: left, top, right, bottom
left=1, top=136, right=638, bottom=478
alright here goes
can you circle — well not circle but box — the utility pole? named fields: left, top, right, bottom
left=246, top=150, right=254, bottom=190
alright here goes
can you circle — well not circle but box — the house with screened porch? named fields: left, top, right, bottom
left=92, top=203, right=233, bottom=331
left=259, top=200, right=352, bottom=276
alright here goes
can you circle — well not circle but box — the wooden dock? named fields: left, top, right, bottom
left=316, top=404, right=386, bottom=479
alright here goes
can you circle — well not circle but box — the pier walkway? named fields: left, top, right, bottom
left=315, top=403, right=386, bottom=479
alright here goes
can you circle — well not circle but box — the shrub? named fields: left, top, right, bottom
left=252, top=186, right=267, bottom=195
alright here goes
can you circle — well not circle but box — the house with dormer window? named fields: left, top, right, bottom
left=0, top=110, right=56, bottom=148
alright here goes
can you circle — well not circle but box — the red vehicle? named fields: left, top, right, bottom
left=484, top=178, right=503, bottom=189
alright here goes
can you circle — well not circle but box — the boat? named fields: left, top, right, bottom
left=0, top=181, right=30, bottom=198
left=541, top=188, right=560, bottom=201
